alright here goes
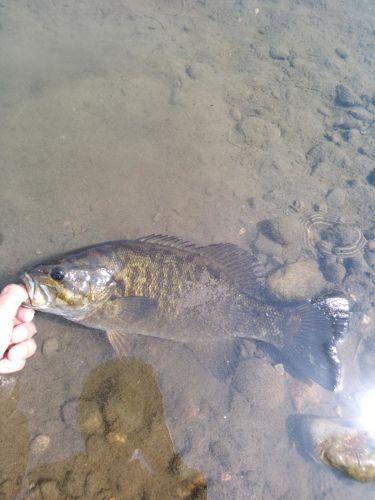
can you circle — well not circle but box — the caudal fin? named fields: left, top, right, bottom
left=281, top=292, right=350, bottom=391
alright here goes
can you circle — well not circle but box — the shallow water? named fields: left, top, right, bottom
left=1, top=0, right=375, bottom=498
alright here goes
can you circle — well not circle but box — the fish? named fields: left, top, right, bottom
left=299, top=416, right=375, bottom=482
left=20, top=235, right=350, bottom=390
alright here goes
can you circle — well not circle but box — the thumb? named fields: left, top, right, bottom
left=0, top=285, right=29, bottom=357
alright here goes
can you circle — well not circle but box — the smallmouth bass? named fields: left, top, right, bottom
left=20, top=235, right=350, bottom=390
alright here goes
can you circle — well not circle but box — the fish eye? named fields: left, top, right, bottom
left=50, top=267, right=65, bottom=281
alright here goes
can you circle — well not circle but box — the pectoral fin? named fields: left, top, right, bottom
left=107, top=329, right=133, bottom=357
left=110, top=296, right=158, bottom=321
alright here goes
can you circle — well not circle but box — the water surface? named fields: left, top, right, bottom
left=1, top=0, right=375, bottom=498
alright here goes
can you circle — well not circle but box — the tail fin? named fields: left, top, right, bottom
left=281, top=292, right=350, bottom=391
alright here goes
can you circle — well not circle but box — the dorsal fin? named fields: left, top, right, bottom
left=136, top=235, right=265, bottom=296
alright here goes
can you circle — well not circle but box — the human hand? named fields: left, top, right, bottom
left=0, top=284, right=37, bottom=374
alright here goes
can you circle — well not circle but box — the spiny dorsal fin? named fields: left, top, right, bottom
left=136, top=235, right=265, bottom=296
left=136, top=234, right=196, bottom=249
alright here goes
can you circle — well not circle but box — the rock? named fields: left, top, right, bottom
left=335, top=84, right=362, bottom=107
left=233, top=358, right=285, bottom=409
left=349, top=108, right=374, bottom=122
left=267, top=259, right=326, bottom=300
left=323, top=262, right=346, bottom=283
left=335, top=47, right=348, bottom=59
left=42, top=337, right=59, bottom=355
left=366, top=169, right=375, bottom=186
left=262, top=215, right=304, bottom=246
left=254, top=233, right=283, bottom=259
left=79, top=400, right=103, bottom=434
left=325, top=187, right=346, bottom=208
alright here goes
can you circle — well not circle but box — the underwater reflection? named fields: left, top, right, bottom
left=0, top=359, right=206, bottom=500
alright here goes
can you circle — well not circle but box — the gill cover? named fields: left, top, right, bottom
left=21, top=263, right=116, bottom=318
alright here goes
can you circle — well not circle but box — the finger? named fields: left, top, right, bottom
left=0, top=358, right=26, bottom=374
left=0, top=285, right=29, bottom=355
left=11, top=322, right=37, bottom=344
left=7, top=339, right=37, bottom=362
left=16, top=307, right=35, bottom=323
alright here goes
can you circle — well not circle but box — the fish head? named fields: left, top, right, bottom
left=20, top=256, right=116, bottom=320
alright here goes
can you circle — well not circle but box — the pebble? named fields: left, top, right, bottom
left=85, top=434, right=108, bottom=459
left=335, top=84, right=362, bottom=107
left=360, top=349, right=375, bottom=384
left=80, top=400, right=103, bottom=434
left=61, top=399, right=78, bottom=428
left=335, top=47, right=348, bottom=59
left=367, top=240, right=375, bottom=252
left=42, top=337, right=59, bottom=355
left=210, top=440, right=231, bottom=468
left=30, top=434, right=51, bottom=454
left=152, top=212, right=161, bottom=223
left=229, top=107, right=242, bottom=121
left=39, top=480, right=61, bottom=499
left=325, top=187, right=346, bottom=208
left=267, top=259, right=326, bottom=300
left=239, top=116, right=281, bottom=147
left=317, top=105, right=331, bottom=117
left=365, top=251, right=375, bottom=268
left=325, top=132, right=342, bottom=145
left=104, top=396, right=142, bottom=434
left=269, top=47, right=289, bottom=61
left=0, top=480, right=16, bottom=497
left=185, top=64, right=198, bottom=79
left=106, top=431, right=127, bottom=445
left=360, top=313, right=372, bottom=327
left=364, top=226, right=375, bottom=239
left=0, top=233, right=3, bottom=245
left=348, top=128, right=362, bottom=147
left=366, top=169, right=375, bottom=186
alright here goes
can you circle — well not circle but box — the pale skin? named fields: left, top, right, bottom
left=0, top=284, right=37, bottom=374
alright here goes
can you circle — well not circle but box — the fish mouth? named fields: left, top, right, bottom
left=20, top=272, right=34, bottom=305
left=20, top=272, right=51, bottom=308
